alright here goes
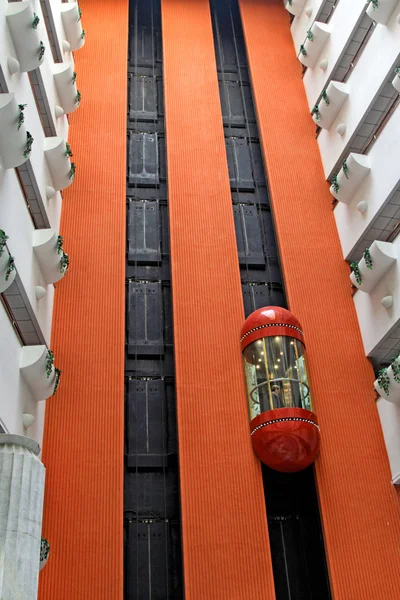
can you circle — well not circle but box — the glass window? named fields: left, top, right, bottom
left=243, top=335, right=312, bottom=420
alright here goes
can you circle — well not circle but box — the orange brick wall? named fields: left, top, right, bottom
left=38, top=1, right=127, bottom=598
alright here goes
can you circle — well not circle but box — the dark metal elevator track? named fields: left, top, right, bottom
left=124, top=1, right=183, bottom=598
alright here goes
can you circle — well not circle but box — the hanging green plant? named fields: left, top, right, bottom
left=68, top=162, right=76, bottom=181
left=57, top=235, right=64, bottom=255
left=45, top=350, right=54, bottom=378
left=75, top=90, right=81, bottom=105
left=5, top=257, right=14, bottom=281
left=330, top=174, right=339, bottom=194
left=17, top=104, right=27, bottom=130
left=299, top=45, right=307, bottom=57
left=363, top=247, right=373, bottom=270
left=342, top=159, right=349, bottom=179
left=40, top=538, right=50, bottom=564
left=59, top=252, right=69, bottom=275
left=321, top=90, right=329, bottom=105
left=350, top=262, right=362, bottom=286
left=377, top=368, right=390, bottom=395
left=288, top=0, right=293, bottom=5
left=53, top=368, right=62, bottom=395
left=311, top=105, right=321, bottom=122
left=391, top=356, right=400, bottom=384
left=306, top=29, right=314, bottom=41
left=38, top=41, right=45, bottom=61
left=0, top=230, right=9, bottom=257
left=78, top=7, right=83, bottom=21
left=368, top=0, right=379, bottom=10
left=64, top=143, right=73, bottom=158
left=32, top=13, right=40, bottom=29
left=72, top=71, right=77, bottom=85
left=81, top=29, right=86, bottom=40
left=396, top=67, right=400, bottom=77
left=23, top=132, right=34, bottom=159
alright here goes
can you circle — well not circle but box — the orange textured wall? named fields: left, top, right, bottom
left=38, top=1, right=127, bottom=598
left=161, top=0, right=276, bottom=598
left=239, top=1, right=400, bottom=598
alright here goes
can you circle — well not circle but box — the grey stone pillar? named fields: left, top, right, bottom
left=0, top=434, right=45, bottom=600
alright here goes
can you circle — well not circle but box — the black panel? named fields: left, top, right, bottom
left=226, top=137, right=254, bottom=190
left=129, top=132, right=159, bottom=186
left=129, top=75, right=158, bottom=121
left=233, top=205, right=265, bottom=266
left=242, top=283, right=286, bottom=316
left=128, top=201, right=161, bottom=265
left=125, top=522, right=183, bottom=600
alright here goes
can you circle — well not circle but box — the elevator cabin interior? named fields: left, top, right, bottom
left=124, top=0, right=332, bottom=598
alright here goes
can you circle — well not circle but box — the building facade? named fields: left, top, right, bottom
left=0, top=0, right=400, bottom=598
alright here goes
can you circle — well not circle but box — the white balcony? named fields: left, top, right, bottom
left=374, top=362, right=400, bottom=404
left=0, top=94, right=29, bottom=170
left=312, top=82, right=349, bottom=130
left=350, top=241, right=397, bottom=293
left=376, top=398, right=400, bottom=485
left=330, top=153, right=370, bottom=205
left=0, top=250, right=16, bottom=294
left=392, top=73, right=400, bottom=93
left=53, top=63, right=79, bottom=115
left=6, top=2, right=46, bottom=73
left=285, top=0, right=307, bottom=17
left=299, top=22, right=330, bottom=69
left=61, top=2, right=85, bottom=52
left=44, top=137, right=75, bottom=191
left=33, top=229, right=68, bottom=285
left=20, top=345, right=60, bottom=401
left=366, top=0, right=398, bottom=25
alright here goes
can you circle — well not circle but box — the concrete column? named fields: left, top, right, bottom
left=0, top=434, right=45, bottom=600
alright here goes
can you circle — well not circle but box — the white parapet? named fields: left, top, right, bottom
left=376, top=398, right=400, bottom=485
left=374, top=364, right=400, bottom=404
left=20, top=345, right=58, bottom=401
left=61, top=2, right=85, bottom=52
left=0, top=94, right=29, bottom=170
left=299, top=22, right=330, bottom=69
left=330, top=153, right=370, bottom=205
left=350, top=241, right=397, bottom=293
left=44, top=137, right=75, bottom=191
left=0, top=434, right=45, bottom=599
left=33, top=229, right=67, bottom=285
left=392, top=73, right=400, bottom=93
left=312, top=82, right=349, bottom=130
left=366, top=0, right=398, bottom=25
left=53, top=63, right=79, bottom=115
left=0, top=250, right=16, bottom=294
left=285, top=0, right=307, bottom=17
left=6, top=2, right=46, bottom=73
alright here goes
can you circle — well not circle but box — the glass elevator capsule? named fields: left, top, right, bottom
left=241, top=306, right=320, bottom=473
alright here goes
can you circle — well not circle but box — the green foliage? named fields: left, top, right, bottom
left=40, top=538, right=50, bottom=562
left=64, top=142, right=73, bottom=158
left=38, top=41, right=45, bottom=61
left=342, top=159, right=349, bottom=179
left=57, top=236, right=69, bottom=275
left=368, top=0, right=379, bottom=10
left=75, top=90, right=81, bottom=105
left=391, top=356, right=400, bottom=384
left=311, top=105, right=320, bottom=121
left=17, top=104, right=27, bottom=130
left=363, top=247, right=373, bottom=270
left=396, top=67, right=400, bottom=77
left=23, top=132, right=34, bottom=159
left=32, top=13, right=40, bottom=30
left=299, top=44, right=307, bottom=57
left=330, top=174, right=339, bottom=194
left=69, top=162, right=76, bottom=181
left=321, top=90, right=329, bottom=105
left=45, top=350, right=54, bottom=378
left=350, top=262, right=362, bottom=286
left=0, top=230, right=9, bottom=257
left=377, top=368, right=390, bottom=395
left=78, top=7, right=83, bottom=21
left=5, top=256, right=14, bottom=281
left=81, top=29, right=86, bottom=40
left=72, top=71, right=77, bottom=85
left=306, top=29, right=314, bottom=41
left=53, top=368, right=62, bottom=395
